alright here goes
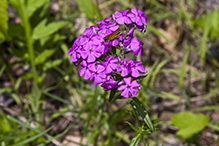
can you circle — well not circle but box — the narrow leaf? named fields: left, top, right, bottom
left=130, top=97, right=155, bottom=132
left=43, top=59, right=62, bottom=71
left=129, top=133, right=142, bottom=146
left=178, top=47, right=190, bottom=89
left=35, top=49, right=55, bottom=65
left=7, top=116, right=54, bottom=139
left=10, top=127, right=52, bottom=146
left=0, top=64, right=6, bottom=77
left=42, top=91, right=74, bottom=107
left=125, top=121, right=140, bottom=133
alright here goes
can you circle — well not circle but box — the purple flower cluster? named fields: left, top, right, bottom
left=68, top=7, right=147, bottom=98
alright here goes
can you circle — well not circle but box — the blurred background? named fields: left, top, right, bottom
left=0, top=0, right=219, bottom=145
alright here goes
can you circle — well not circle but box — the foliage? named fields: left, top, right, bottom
left=171, top=111, right=208, bottom=139
left=0, top=0, right=219, bottom=145
left=0, top=0, right=8, bottom=39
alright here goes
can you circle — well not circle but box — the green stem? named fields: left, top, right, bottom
left=23, top=17, right=41, bottom=127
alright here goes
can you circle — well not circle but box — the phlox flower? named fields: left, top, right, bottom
left=112, top=10, right=132, bottom=25
left=118, top=77, right=140, bottom=98
left=101, top=56, right=119, bottom=74
left=89, top=63, right=106, bottom=84
left=68, top=7, right=148, bottom=98
left=101, top=78, right=119, bottom=91
left=117, top=58, right=131, bottom=77
left=78, top=60, right=92, bottom=79
left=80, top=40, right=102, bottom=63
left=127, top=7, right=147, bottom=26
left=129, top=37, right=143, bottom=56
left=128, top=60, right=147, bottom=77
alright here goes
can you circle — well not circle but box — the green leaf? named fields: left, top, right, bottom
left=207, top=123, right=219, bottom=132
left=194, top=10, right=219, bottom=40
left=178, top=47, right=190, bottom=89
left=49, top=107, right=70, bottom=121
left=0, top=64, right=6, bottom=77
left=129, top=133, right=142, bottom=146
left=0, top=0, right=8, bottom=38
left=150, top=90, right=181, bottom=100
left=143, top=58, right=159, bottom=87
left=129, top=97, right=155, bottom=132
left=8, top=23, right=25, bottom=40
left=32, top=19, right=66, bottom=40
left=115, top=131, right=130, bottom=144
left=0, top=133, right=31, bottom=142
left=7, top=47, right=27, bottom=59
left=0, top=87, right=12, bottom=94
left=10, top=127, right=52, bottom=146
left=0, top=32, right=5, bottom=40
left=194, top=10, right=219, bottom=65
left=152, top=119, right=162, bottom=125
left=0, top=113, right=12, bottom=134
left=75, top=0, right=103, bottom=23
left=26, top=0, right=49, bottom=18
left=171, top=112, right=208, bottom=139
left=150, top=58, right=170, bottom=87
left=192, top=105, right=219, bottom=112
left=60, top=44, right=69, bottom=59
left=11, top=93, right=21, bottom=105
left=35, top=49, right=55, bottom=65
left=42, top=91, right=74, bottom=107
left=147, top=25, right=171, bottom=43
left=36, top=74, right=45, bottom=83
left=0, top=87, right=21, bottom=104
left=125, top=121, right=140, bottom=133
left=7, top=116, right=55, bottom=139
left=204, top=89, right=219, bottom=100
left=43, top=59, right=62, bottom=71
left=141, top=130, right=151, bottom=135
